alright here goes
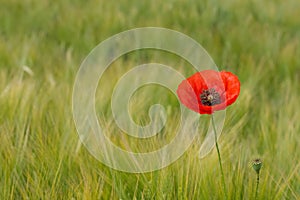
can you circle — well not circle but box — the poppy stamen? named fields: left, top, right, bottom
left=200, top=88, right=221, bottom=106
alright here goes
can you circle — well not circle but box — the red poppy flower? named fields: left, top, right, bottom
left=177, top=70, right=240, bottom=114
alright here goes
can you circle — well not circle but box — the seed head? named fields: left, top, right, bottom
left=252, top=158, right=262, bottom=174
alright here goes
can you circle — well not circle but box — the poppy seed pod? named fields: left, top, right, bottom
left=253, top=159, right=262, bottom=174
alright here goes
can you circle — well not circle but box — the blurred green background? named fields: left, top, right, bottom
left=0, top=0, right=299, bottom=199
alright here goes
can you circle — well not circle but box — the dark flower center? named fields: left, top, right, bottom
left=200, top=88, right=221, bottom=106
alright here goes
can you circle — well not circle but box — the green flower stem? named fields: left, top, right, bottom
left=211, top=114, right=228, bottom=200
left=255, top=172, right=260, bottom=200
